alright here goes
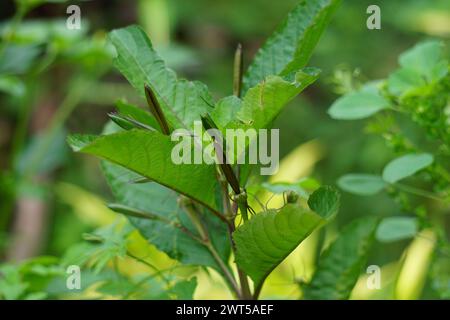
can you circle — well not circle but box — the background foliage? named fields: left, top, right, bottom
left=0, top=0, right=449, bottom=299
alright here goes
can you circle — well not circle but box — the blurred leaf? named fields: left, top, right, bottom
left=0, top=44, right=42, bottom=75
left=17, top=127, right=68, bottom=175
left=83, top=222, right=134, bottom=274
left=108, top=25, right=213, bottom=129
left=0, top=265, right=28, bottom=300
left=388, top=41, right=448, bottom=96
left=68, top=130, right=221, bottom=212
left=303, top=217, right=379, bottom=299
left=376, top=216, right=418, bottom=243
left=328, top=91, right=389, bottom=120
left=338, top=174, right=386, bottom=196
left=399, top=40, right=448, bottom=83
left=0, top=75, right=25, bottom=96
left=242, top=0, right=341, bottom=92
left=430, top=244, right=450, bottom=299
left=234, top=203, right=333, bottom=291
left=387, top=68, right=427, bottom=96
left=395, top=229, right=436, bottom=299
left=382, top=153, right=434, bottom=184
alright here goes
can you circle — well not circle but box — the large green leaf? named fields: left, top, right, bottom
left=303, top=217, right=379, bottom=299
left=233, top=202, right=335, bottom=291
left=102, top=161, right=230, bottom=272
left=108, top=25, right=213, bottom=129
left=242, top=0, right=340, bottom=93
left=228, top=68, right=320, bottom=131
left=68, top=129, right=221, bottom=212
left=382, top=153, right=434, bottom=184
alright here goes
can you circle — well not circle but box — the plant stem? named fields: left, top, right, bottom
left=394, top=183, right=445, bottom=202
left=227, top=222, right=252, bottom=300
left=233, top=43, right=243, bottom=98
left=180, top=197, right=241, bottom=298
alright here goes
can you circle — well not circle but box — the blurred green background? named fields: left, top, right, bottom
left=0, top=0, right=449, bottom=299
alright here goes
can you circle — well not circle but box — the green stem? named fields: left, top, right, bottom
left=180, top=197, right=241, bottom=298
left=394, top=183, right=445, bottom=202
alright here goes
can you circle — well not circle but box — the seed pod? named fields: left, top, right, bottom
left=144, top=84, right=171, bottom=135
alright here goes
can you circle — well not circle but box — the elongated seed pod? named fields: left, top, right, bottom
left=144, top=84, right=171, bottom=135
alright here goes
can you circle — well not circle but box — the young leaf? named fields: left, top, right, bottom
left=382, top=153, right=434, bottom=184
left=303, top=217, right=379, bottom=299
left=108, top=25, right=213, bottom=129
left=328, top=91, right=389, bottom=120
left=307, top=186, right=340, bottom=219
left=235, top=69, right=320, bottom=130
left=376, top=216, right=418, bottom=243
left=337, top=174, right=386, bottom=196
left=233, top=203, right=334, bottom=292
left=68, top=130, right=221, bottom=212
left=242, top=0, right=341, bottom=92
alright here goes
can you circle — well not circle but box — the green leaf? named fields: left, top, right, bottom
left=260, top=177, right=321, bottom=199
left=376, top=217, right=418, bottom=243
left=328, top=91, right=389, bottom=120
left=108, top=25, right=213, bottom=129
left=0, top=44, right=42, bottom=75
left=233, top=203, right=333, bottom=291
left=102, top=161, right=230, bottom=273
left=303, top=217, right=379, bottom=299
left=387, top=68, right=427, bottom=96
left=0, top=75, right=25, bottom=97
left=242, top=0, right=341, bottom=92
left=170, top=278, right=197, bottom=300
left=382, top=153, right=434, bottom=184
left=307, top=186, right=340, bottom=219
left=337, top=174, right=386, bottom=196
left=211, top=96, right=241, bottom=129
left=242, top=69, right=319, bottom=129
left=399, top=41, right=448, bottom=83
left=115, top=100, right=159, bottom=131
left=68, top=130, right=221, bottom=212
left=227, top=68, right=320, bottom=131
